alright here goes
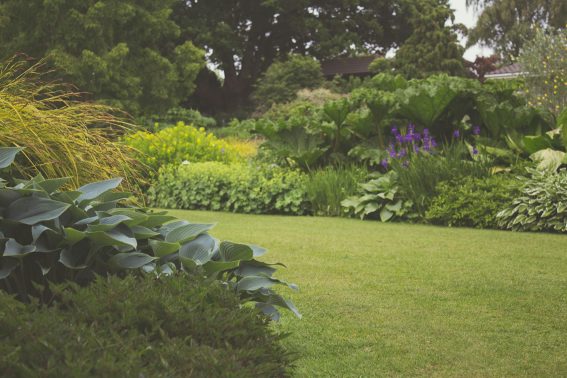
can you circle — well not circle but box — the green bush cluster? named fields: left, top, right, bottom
left=0, top=274, right=293, bottom=377
left=0, top=147, right=299, bottom=318
left=341, top=171, right=417, bottom=222
left=124, top=122, right=242, bottom=171
left=148, top=162, right=309, bottom=215
left=497, top=169, right=567, bottom=232
left=426, top=175, right=520, bottom=229
left=138, top=107, right=217, bottom=131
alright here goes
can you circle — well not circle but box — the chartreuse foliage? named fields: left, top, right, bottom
left=0, top=148, right=299, bottom=319
left=124, top=122, right=243, bottom=171
left=0, top=274, right=292, bottom=376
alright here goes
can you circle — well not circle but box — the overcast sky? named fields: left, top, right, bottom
left=449, top=0, right=494, bottom=60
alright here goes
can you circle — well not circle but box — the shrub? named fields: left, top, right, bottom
left=0, top=57, right=144, bottom=191
left=305, top=166, right=366, bottom=217
left=253, top=54, right=324, bottom=111
left=497, top=169, right=567, bottom=232
left=138, top=107, right=217, bottom=131
left=0, top=147, right=299, bottom=318
left=425, top=175, right=521, bottom=229
left=0, top=274, right=293, bottom=377
left=341, top=171, right=417, bottom=221
left=148, top=162, right=309, bottom=215
left=124, top=122, right=243, bottom=170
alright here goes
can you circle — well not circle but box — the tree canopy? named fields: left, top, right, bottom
left=466, top=0, right=567, bottom=61
left=173, top=0, right=414, bottom=111
left=387, top=0, right=466, bottom=78
left=0, top=0, right=205, bottom=115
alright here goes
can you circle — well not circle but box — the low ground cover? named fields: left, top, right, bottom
left=172, top=209, right=567, bottom=377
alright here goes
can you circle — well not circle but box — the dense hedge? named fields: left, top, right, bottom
left=425, top=175, right=520, bottom=229
left=148, top=162, right=309, bottom=215
left=0, top=274, right=293, bottom=377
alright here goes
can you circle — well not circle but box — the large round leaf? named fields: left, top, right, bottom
left=76, top=178, right=123, bottom=203
left=178, top=234, right=216, bottom=265
left=219, top=241, right=254, bottom=262
left=108, top=252, right=157, bottom=270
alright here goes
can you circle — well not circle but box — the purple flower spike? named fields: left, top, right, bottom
left=413, top=145, right=420, bottom=153
left=431, top=138, right=438, bottom=148
left=413, top=132, right=421, bottom=142
left=452, top=130, right=460, bottom=139
left=404, top=134, right=413, bottom=143
left=408, top=123, right=415, bottom=134
left=380, top=159, right=389, bottom=168
left=423, top=128, right=430, bottom=136
left=391, top=126, right=399, bottom=135
left=472, top=147, right=479, bottom=155
left=473, top=125, right=481, bottom=136
left=396, top=134, right=403, bottom=144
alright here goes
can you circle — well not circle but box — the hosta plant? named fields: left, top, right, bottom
left=341, top=171, right=416, bottom=221
left=497, top=169, right=567, bottom=233
left=0, top=147, right=299, bottom=319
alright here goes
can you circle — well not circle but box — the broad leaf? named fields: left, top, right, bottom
left=7, top=197, right=70, bottom=225
left=149, top=240, right=180, bottom=258
left=77, top=178, right=123, bottom=202
left=165, top=223, right=215, bottom=244
left=0, top=258, right=19, bottom=279
left=219, top=241, right=254, bottom=262
left=0, top=147, right=23, bottom=169
left=108, top=252, right=157, bottom=270
left=178, top=234, right=216, bottom=265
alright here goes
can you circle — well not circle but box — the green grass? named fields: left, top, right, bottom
left=168, top=210, right=567, bottom=377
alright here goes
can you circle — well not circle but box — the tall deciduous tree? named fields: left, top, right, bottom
left=466, top=0, right=567, bottom=61
left=0, top=0, right=205, bottom=115
left=173, top=0, right=414, bottom=111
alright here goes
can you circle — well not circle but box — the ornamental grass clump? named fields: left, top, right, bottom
left=0, top=57, right=144, bottom=191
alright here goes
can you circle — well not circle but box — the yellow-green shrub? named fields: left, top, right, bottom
left=125, top=122, right=242, bottom=170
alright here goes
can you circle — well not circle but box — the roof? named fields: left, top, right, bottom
left=321, top=56, right=379, bottom=76
left=485, top=63, right=525, bottom=79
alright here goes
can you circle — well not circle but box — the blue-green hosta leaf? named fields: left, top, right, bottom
left=64, top=228, right=86, bottom=245
left=86, top=215, right=132, bottom=232
left=131, top=225, right=159, bottom=239
left=0, top=189, right=22, bottom=206
left=203, top=260, right=239, bottom=275
left=106, top=209, right=149, bottom=226
left=256, top=292, right=302, bottom=319
left=0, top=257, right=19, bottom=279
left=59, top=241, right=90, bottom=269
left=235, top=260, right=281, bottom=278
left=255, top=303, right=281, bottom=321
left=3, top=239, right=37, bottom=257
left=74, top=216, right=98, bottom=226
left=36, top=177, right=72, bottom=194
left=165, top=223, right=215, bottom=244
left=178, top=234, right=216, bottom=265
left=141, top=214, right=178, bottom=228
left=219, top=241, right=254, bottom=262
left=76, top=178, right=123, bottom=203
left=108, top=252, right=157, bottom=270
left=250, top=244, right=267, bottom=257
left=159, top=220, right=190, bottom=236
left=236, top=276, right=278, bottom=291
left=85, top=226, right=137, bottom=250
left=0, top=147, right=23, bottom=169
left=7, top=197, right=70, bottom=225
left=52, top=191, right=83, bottom=204
left=149, top=240, right=180, bottom=258
left=31, top=224, right=56, bottom=242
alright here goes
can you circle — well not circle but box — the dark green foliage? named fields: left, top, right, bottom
left=0, top=0, right=205, bottom=114
left=392, top=143, right=491, bottom=216
left=148, top=162, right=309, bottom=215
left=388, top=0, right=467, bottom=78
left=341, top=171, right=417, bottom=221
left=426, top=175, right=520, bottom=228
left=305, top=166, right=367, bottom=217
left=497, top=169, right=567, bottom=232
left=253, top=55, right=324, bottom=111
left=0, top=274, right=293, bottom=377
left=173, top=0, right=413, bottom=111
left=0, top=148, right=299, bottom=318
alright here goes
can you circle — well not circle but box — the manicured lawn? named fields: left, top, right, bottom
left=168, top=210, right=567, bottom=377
